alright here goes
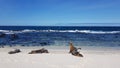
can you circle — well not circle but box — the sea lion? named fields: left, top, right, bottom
left=8, top=49, right=21, bottom=54
left=28, top=48, right=49, bottom=54
left=69, top=42, right=76, bottom=53
left=69, top=42, right=83, bottom=57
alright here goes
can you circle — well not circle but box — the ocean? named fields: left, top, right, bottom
left=0, top=26, right=120, bottom=47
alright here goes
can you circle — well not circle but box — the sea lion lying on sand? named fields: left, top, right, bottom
left=69, top=42, right=83, bottom=57
left=29, top=48, right=49, bottom=54
left=8, top=49, right=21, bottom=54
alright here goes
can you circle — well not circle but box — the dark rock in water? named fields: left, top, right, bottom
left=10, top=34, right=19, bottom=40
left=0, top=33, right=6, bottom=38
left=8, top=49, right=21, bottom=54
left=69, top=42, right=83, bottom=57
left=28, top=48, right=49, bottom=54
left=40, top=42, right=47, bottom=46
left=21, top=45, right=25, bottom=46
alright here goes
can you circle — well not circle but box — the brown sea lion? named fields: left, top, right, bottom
left=69, top=42, right=83, bottom=57
left=69, top=42, right=77, bottom=53
left=8, top=49, right=21, bottom=54
left=28, top=48, right=49, bottom=54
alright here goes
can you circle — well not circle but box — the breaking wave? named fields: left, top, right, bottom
left=0, top=29, right=120, bottom=34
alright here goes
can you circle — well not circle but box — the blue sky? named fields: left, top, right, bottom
left=0, top=0, right=120, bottom=26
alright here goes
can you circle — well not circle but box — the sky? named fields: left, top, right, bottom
left=0, top=0, right=120, bottom=26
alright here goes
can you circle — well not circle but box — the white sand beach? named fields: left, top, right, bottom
left=0, top=46, right=120, bottom=68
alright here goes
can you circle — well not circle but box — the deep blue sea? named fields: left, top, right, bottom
left=0, top=26, right=120, bottom=47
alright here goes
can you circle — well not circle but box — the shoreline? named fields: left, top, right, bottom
left=1, top=45, right=120, bottom=55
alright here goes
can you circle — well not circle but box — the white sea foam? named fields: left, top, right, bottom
left=77, top=30, right=120, bottom=34
left=0, top=29, right=120, bottom=34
